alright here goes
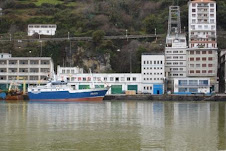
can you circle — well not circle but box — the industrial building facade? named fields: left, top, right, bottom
left=0, top=53, right=54, bottom=90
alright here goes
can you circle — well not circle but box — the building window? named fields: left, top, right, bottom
left=189, top=88, right=198, bottom=93
left=202, top=64, right=206, bottom=67
left=104, top=77, right=107, bottom=81
left=190, top=70, right=194, bottom=73
left=62, top=70, right=65, bottom=73
left=196, top=64, right=200, bottom=67
left=196, top=57, right=200, bottom=61
left=179, top=80, right=187, bottom=86
left=121, top=77, right=125, bottom=81
left=192, top=9, right=196, bottom=12
left=202, top=51, right=206, bottom=54
left=133, top=77, right=136, bottom=81
left=179, top=88, right=188, bottom=93
left=210, top=4, right=214, bottom=7
left=208, top=57, right=213, bottom=61
left=144, top=61, right=146, bottom=64
left=208, top=50, right=212, bottom=54
left=190, top=64, right=194, bottom=67
left=199, top=80, right=208, bottom=85
left=144, top=87, right=146, bottom=90
left=208, top=70, right=213, bottom=73
left=196, top=70, right=200, bottom=73
left=115, top=77, right=119, bottom=82
left=202, top=70, right=207, bottom=73
left=127, top=77, right=130, bottom=81
left=208, top=64, right=213, bottom=67
left=202, top=57, right=206, bottom=61
left=190, top=58, right=194, bottom=61
left=189, top=80, right=198, bottom=85
left=110, top=77, right=114, bottom=81
left=196, top=51, right=200, bottom=54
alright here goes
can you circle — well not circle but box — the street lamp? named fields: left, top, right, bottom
left=126, top=29, right=128, bottom=41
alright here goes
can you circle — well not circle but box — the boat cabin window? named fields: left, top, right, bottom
left=52, top=82, right=67, bottom=85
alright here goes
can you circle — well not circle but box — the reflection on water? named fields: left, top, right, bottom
left=0, top=101, right=225, bottom=151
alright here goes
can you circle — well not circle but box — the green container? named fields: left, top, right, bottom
left=111, top=85, right=122, bottom=94
left=127, top=85, right=138, bottom=93
left=95, top=85, right=104, bottom=88
left=79, top=85, right=90, bottom=90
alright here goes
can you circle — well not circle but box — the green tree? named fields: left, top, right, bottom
left=92, top=30, right=105, bottom=44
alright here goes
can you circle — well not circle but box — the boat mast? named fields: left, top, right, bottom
left=89, top=68, right=95, bottom=89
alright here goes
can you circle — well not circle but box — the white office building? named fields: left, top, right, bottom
left=141, top=53, right=165, bottom=94
left=0, top=53, right=54, bottom=90
left=28, top=24, right=57, bottom=36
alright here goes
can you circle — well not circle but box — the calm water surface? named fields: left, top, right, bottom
left=0, top=101, right=225, bottom=151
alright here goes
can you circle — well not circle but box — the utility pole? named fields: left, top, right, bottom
left=40, top=40, right=42, bottom=57
left=126, top=29, right=132, bottom=73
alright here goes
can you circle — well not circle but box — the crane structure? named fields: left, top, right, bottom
left=167, top=6, right=181, bottom=36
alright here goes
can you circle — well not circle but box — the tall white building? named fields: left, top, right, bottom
left=165, top=6, right=188, bottom=92
left=28, top=24, right=57, bottom=36
left=187, top=0, right=218, bottom=92
left=188, top=0, right=217, bottom=49
left=141, top=53, right=165, bottom=94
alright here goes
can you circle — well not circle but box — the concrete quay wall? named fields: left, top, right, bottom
left=103, top=94, right=226, bottom=101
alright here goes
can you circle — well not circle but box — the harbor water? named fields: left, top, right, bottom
left=0, top=100, right=225, bottom=151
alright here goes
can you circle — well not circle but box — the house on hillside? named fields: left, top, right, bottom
left=28, top=24, right=57, bottom=36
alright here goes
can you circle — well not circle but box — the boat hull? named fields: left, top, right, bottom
left=28, top=89, right=108, bottom=101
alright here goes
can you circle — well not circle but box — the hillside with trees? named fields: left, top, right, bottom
left=0, top=0, right=226, bottom=73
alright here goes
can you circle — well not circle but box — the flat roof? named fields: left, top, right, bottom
left=190, top=0, right=215, bottom=3
left=142, top=53, right=164, bottom=55
left=28, top=24, right=57, bottom=26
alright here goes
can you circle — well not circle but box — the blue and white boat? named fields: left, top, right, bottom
left=28, top=81, right=109, bottom=101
